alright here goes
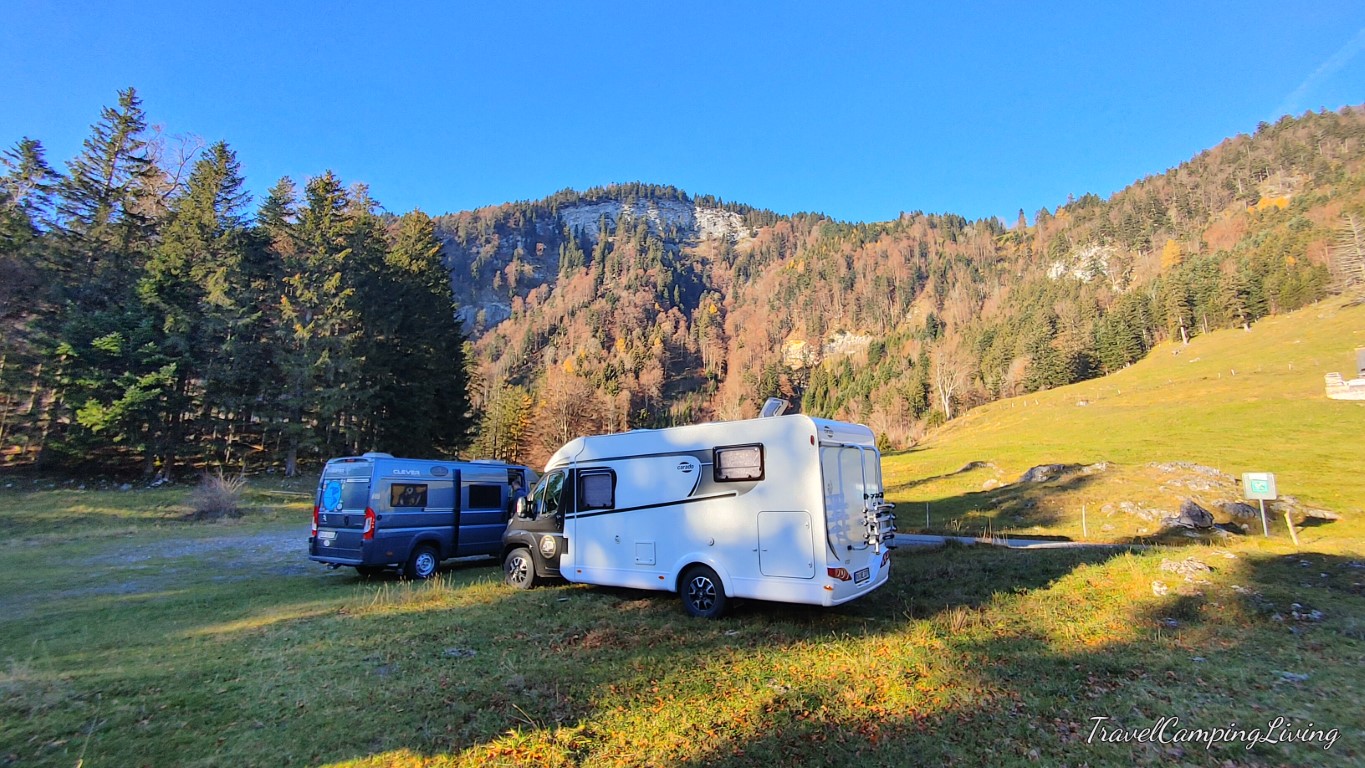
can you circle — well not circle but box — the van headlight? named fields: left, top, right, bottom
left=539, top=536, right=557, bottom=558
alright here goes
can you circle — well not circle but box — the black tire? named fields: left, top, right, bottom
left=403, top=544, right=439, bottom=580
left=504, top=547, right=538, bottom=590
left=680, top=565, right=728, bottom=619
left=356, top=565, right=386, bottom=578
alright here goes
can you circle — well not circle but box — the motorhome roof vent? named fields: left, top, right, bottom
left=361, top=451, right=394, bottom=458
left=760, top=398, right=790, bottom=418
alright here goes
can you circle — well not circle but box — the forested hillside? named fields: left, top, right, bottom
left=3, top=91, right=1364, bottom=476
left=441, top=108, right=1365, bottom=466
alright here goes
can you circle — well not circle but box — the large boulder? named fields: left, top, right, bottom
left=1163, top=500, right=1214, bottom=530
left=1019, top=464, right=1073, bottom=483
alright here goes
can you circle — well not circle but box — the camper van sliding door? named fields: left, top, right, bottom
left=458, top=478, right=508, bottom=557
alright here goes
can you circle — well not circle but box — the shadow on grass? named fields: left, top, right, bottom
left=899, top=470, right=1108, bottom=536
left=6, top=535, right=1361, bottom=767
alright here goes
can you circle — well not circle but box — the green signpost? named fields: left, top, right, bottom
left=1242, top=471, right=1295, bottom=543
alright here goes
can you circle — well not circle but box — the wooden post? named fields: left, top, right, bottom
left=1082, top=504, right=1088, bottom=539
left=1284, top=512, right=1299, bottom=546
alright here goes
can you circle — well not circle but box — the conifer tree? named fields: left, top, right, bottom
left=138, top=141, right=251, bottom=475
left=274, top=171, right=359, bottom=475
left=45, top=88, right=168, bottom=470
left=355, top=209, right=473, bottom=456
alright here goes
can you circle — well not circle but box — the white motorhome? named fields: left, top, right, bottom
left=501, top=409, right=896, bottom=617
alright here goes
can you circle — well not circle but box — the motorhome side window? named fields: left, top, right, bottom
left=390, top=483, right=428, bottom=508
left=578, top=470, right=615, bottom=510
left=714, top=444, right=764, bottom=482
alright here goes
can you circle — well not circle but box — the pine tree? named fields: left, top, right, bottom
left=356, top=209, right=473, bottom=456
left=45, top=88, right=168, bottom=470
left=273, top=171, right=359, bottom=475
left=0, top=138, right=59, bottom=455
left=137, top=141, right=251, bottom=475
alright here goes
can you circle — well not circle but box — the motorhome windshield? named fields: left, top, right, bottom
left=528, top=471, right=565, bottom=520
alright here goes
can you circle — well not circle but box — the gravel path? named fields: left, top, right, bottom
left=9, top=523, right=317, bottom=621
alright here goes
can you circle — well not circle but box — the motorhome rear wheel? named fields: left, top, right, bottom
left=681, top=565, right=729, bottom=619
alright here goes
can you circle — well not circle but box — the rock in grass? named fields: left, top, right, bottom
left=1162, top=500, right=1214, bottom=530
left=1222, top=501, right=1260, bottom=519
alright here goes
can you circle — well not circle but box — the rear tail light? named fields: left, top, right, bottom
left=362, top=507, right=376, bottom=540
left=827, top=567, right=852, bottom=582
left=311, top=505, right=319, bottom=536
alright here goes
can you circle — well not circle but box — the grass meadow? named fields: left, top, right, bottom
left=2, top=299, right=1363, bottom=766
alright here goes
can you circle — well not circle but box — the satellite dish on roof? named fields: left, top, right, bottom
left=760, top=398, right=790, bottom=418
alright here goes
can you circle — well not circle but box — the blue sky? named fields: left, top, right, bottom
left=4, top=1, right=1364, bottom=224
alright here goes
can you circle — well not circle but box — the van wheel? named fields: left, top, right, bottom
left=504, top=547, right=538, bottom=590
left=681, top=565, right=728, bottom=619
left=403, top=545, right=439, bottom=580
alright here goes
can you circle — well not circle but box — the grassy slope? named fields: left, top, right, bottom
left=3, top=303, right=1364, bottom=767
left=885, top=298, right=1365, bottom=552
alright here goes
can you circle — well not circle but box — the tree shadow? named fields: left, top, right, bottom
left=14, top=538, right=1362, bottom=767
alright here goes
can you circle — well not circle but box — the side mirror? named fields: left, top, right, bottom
left=514, top=496, right=529, bottom=519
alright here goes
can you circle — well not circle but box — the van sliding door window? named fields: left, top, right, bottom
left=579, top=470, right=615, bottom=510
left=714, top=444, right=764, bottom=482
left=467, top=484, right=501, bottom=509
left=390, top=483, right=428, bottom=508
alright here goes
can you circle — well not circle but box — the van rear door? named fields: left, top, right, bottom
left=315, top=475, right=372, bottom=562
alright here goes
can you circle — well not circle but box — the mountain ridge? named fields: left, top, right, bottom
left=441, top=107, right=1365, bottom=467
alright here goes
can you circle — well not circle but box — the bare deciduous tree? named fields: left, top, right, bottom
left=1330, top=212, right=1365, bottom=294
left=932, top=342, right=972, bottom=421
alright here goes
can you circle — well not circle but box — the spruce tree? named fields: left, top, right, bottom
left=45, top=88, right=167, bottom=470
left=138, top=141, right=251, bottom=475
left=273, top=171, right=359, bottom=475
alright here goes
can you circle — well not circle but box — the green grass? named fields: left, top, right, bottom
left=1, top=485, right=1362, bottom=766
left=886, top=298, right=1365, bottom=552
left=3, top=299, right=1364, bottom=766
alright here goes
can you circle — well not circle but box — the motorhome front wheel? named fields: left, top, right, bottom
left=504, top=547, right=538, bottom=590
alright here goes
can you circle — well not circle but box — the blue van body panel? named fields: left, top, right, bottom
left=309, top=455, right=535, bottom=574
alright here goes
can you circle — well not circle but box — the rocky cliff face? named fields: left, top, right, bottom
left=557, top=198, right=748, bottom=243
left=440, top=191, right=750, bottom=334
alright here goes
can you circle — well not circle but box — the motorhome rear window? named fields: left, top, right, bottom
left=390, top=483, right=428, bottom=508
left=467, top=484, right=501, bottom=509
left=714, top=444, right=764, bottom=482
left=579, top=470, right=615, bottom=510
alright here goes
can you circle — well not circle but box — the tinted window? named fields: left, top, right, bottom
left=341, top=480, right=370, bottom=509
left=715, top=444, right=764, bottom=482
left=467, top=484, right=502, bottom=509
left=579, top=471, right=615, bottom=510
left=390, top=483, right=428, bottom=508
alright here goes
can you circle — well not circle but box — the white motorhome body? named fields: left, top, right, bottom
left=501, top=413, right=895, bottom=616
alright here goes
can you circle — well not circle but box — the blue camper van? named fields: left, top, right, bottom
left=309, top=453, right=536, bottom=579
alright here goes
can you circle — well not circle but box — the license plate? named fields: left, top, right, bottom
left=318, top=530, right=337, bottom=541
left=854, top=567, right=870, bottom=584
